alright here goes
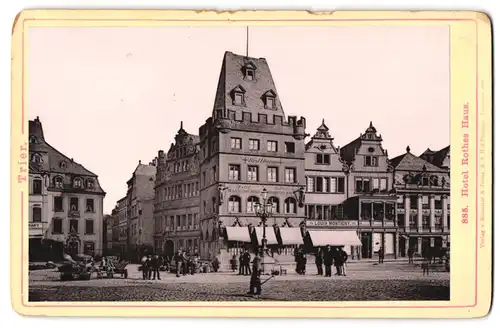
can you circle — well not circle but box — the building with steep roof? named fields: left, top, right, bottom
left=28, top=117, right=106, bottom=260
left=198, top=51, right=308, bottom=262
left=153, top=122, right=201, bottom=258
left=419, top=146, right=450, bottom=171
left=391, top=146, right=450, bottom=256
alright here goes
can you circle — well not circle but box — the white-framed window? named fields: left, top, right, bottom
left=306, top=177, right=314, bottom=192
left=285, top=197, right=297, bottom=214
left=247, top=166, right=258, bottom=181
left=285, top=168, right=296, bottom=183
left=269, top=197, right=279, bottom=213
left=73, top=177, right=83, bottom=188
left=316, top=154, right=331, bottom=165
left=267, top=167, right=278, bottom=182
left=229, top=165, right=240, bottom=180
left=249, top=139, right=260, bottom=150
left=355, top=178, right=371, bottom=193
left=267, top=141, right=278, bottom=152
left=247, top=196, right=259, bottom=213
left=54, top=176, right=63, bottom=188
left=228, top=196, right=241, bottom=213
left=265, top=96, right=275, bottom=109
left=364, top=156, right=378, bottom=167
left=231, top=137, right=242, bottom=149
left=234, top=93, right=244, bottom=106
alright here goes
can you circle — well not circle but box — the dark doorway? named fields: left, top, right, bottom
left=68, top=241, right=79, bottom=257
left=422, top=237, right=431, bottom=256
left=399, top=237, right=407, bottom=257
left=434, top=237, right=443, bottom=248
left=361, top=233, right=371, bottom=258
left=164, top=240, right=175, bottom=259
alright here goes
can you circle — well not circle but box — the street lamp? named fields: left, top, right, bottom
left=293, top=187, right=305, bottom=208
left=253, top=188, right=273, bottom=262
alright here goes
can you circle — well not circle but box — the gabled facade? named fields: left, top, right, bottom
left=391, top=146, right=450, bottom=256
left=153, top=122, right=201, bottom=258
left=198, top=51, right=308, bottom=262
left=419, top=146, right=450, bottom=171
left=28, top=117, right=106, bottom=260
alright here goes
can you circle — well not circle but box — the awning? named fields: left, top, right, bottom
left=253, top=227, right=279, bottom=245
left=278, top=227, right=304, bottom=245
left=225, top=227, right=251, bottom=243
left=308, top=230, right=362, bottom=247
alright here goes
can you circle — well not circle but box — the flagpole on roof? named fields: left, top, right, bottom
left=246, top=26, right=249, bottom=58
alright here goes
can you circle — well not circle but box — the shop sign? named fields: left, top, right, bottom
left=306, top=220, right=358, bottom=227
left=226, top=184, right=296, bottom=195
left=29, top=222, right=43, bottom=236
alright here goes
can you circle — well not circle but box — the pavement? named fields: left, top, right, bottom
left=28, top=261, right=449, bottom=302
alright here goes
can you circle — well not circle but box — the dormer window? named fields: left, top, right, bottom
left=73, top=177, right=83, bottom=188
left=262, top=90, right=277, bottom=109
left=54, top=176, right=63, bottom=188
left=60, top=161, right=67, bottom=169
left=86, top=179, right=95, bottom=189
left=29, top=135, right=39, bottom=144
left=31, top=153, right=42, bottom=163
left=231, top=85, right=246, bottom=106
left=242, top=62, right=256, bottom=81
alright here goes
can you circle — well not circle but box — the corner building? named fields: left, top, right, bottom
left=198, top=52, right=307, bottom=262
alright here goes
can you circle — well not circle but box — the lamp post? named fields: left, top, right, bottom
left=253, top=189, right=273, bottom=263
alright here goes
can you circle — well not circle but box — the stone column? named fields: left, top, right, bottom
left=404, top=195, right=410, bottom=230
left=430, top=194, right=436, bottom=232
left=442, top=195, right=449, bottom=230
left=417, top=237, right=422, bottom=254
left=417, top=194, right=423, bottom=232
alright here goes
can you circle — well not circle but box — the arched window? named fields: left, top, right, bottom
left=53, top=176, right=63, bottom=188
left=268, top=197, right=280, bottom=214
left=228, top=196, right=241, bottom=213
left=73, top=177, right=83, bottom=188
left=86, top=179, right=94, bottom=189
left=31, top=153, right=42, bottom=163
left=285, top=197, right=297, bottom=214
left=247, top=196, right=259, bottom=213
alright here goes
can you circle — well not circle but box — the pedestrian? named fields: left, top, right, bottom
left=174, top=250, right=183, bottom=278
left=243, top=250, right=252, bottom=275
left=238, top=252, right=244, bottom=275
left=408, top=247, right=414, bottom=264
left=147, top=255, right=154, bottom=279
left=232, top=254, right=238, bottom=273
left=378, top=247, right=385, bottom=264
left=181, top=250, right=189, bottom=275
left=152, top=255, right=161, bottom=280
left=422, top=257, right=430, bottom=276
left=333, top=247, right=343, bottom=276
left=323, top=245, right=333, bottom=277
left=339, top=246, right=348, bottom=276
left=247, top=251, right=262, bottom=297
left=141, top=256, right=149, bottom=280
left=315, top=248, right=323, bottom=276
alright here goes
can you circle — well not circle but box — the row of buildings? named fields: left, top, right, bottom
left=28, top=51, right=450, bottom=264
left=105, top=51, right=450, bottom=265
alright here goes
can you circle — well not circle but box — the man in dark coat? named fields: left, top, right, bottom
left=323, top=245, right=334, bottom=277
left=141, top=256, right=150, bottom=280
left=174, top=250, right=183, bottom=278
left=333, top=247, right=343, bottom=276
left=151, top=255, right=162, bottom=280
left=408, top=247, right=415, bottom=264
left=238, top=252, right=244, bottom=275
left=339, top=247, right=348, bottom=276
left=243, top=250, right=252, bottom=275
left=315, top=248, right=324, bottom=276
left=248, top=252, right=262, bottom=297
left=378, top=246, right=385, bottom=264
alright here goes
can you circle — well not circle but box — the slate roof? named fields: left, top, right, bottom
left=419, top=146, right=450, bottom=168
left=340, top=122, right=382, bottom=163
left=134, top=163, right=157, bottom=176
left=212, top=51, right=285, bottom=118
left=390, top=148, right=447, bottom=172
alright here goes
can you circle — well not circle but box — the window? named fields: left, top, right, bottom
left=73, top=177, right=83, bottom=188
left=53, top=218, right=63, bottom=234
left=434, top=198, right=443, bottom=209
left=85, top=220, right=94, bottom=235
left=54, top=197, right=63, bottom=212
left=355, top=178, right=371, bottom=193
left=229, top=165, right=240, bottom=180
left=83, top=242, right=95, bottom=256
left=337, top=177, right=345, bottom=193
left=306, top=177, right=314, bottom=192
left=385, top=203, right=395, bottom=220
left=212, top=166, right=217, bottom=182
left=54, top=176, right=63, bottom=188
left=188, top=214, right=193, bottom=229
left=247, top=196, right=259, bottom=213
left=32, top=179, right=43, bottom=195
left=285, top=168, right=296, bottom=183
left=211, top=139, right=217, bottom=153
left=398, top=214, right=405, bottom=227
left=70, top=197, right=79, bottom=211
left=316, top=154, right=331, bottom=165
left=267, top=167, right=278, bottom=182
left=203, top=172, right=206, bottom=186
left=421, top=176, right=430, bottom=186
left=31, top=153, right=42, bottom=163
left=70, top=219, right=78, bottom=233
left=410, top=195, right=418, bottom=209
left=269, top=197, right=279, bottom=213
left=32, top=207, right=42, bottom=222
left=372, top=178, right=388, bottom=191
left=247, top=166, right=258, bottom=181
left=373, top=203, right=384, bottom=220
left=249, top=139, right=260, bottom=150
left=231, top=137, right=242, bottom=149
left=203, top=201, right=207, bottom=214
left=86, top=199, right=94, bottom=212
left=86, top=179, right=94, bottom=189
left=361, top=203, right=372, bottom=220
left=234, top=93, right=244, bottom=106
left=364, top=156, right=378, bottom=167
left=422, top=215, right=431, bottom=228
left=212, top=197, right=217, bottom=213
left=265, top=97, right=275, bottom=109
left=245, top=69, right=254, bottom=80
left=285, top=197, right=297, bottom=214
left=267, top=141, right=278, bottom=152
left=228, top=196, right=241, bottom=213
left=285, top=142, right=295, bottom=153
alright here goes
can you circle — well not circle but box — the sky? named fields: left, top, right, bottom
left=28, top=25, right=450, bottom=214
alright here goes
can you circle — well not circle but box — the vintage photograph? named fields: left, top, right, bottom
left=27, top=24, right=450, bottom=302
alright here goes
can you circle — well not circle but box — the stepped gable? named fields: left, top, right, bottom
left=390, top=146, right=447, bottom=172
left=212, top=51, right=285, bottom=119
left=340, top=121, right=383, bottom=163
left=305, top=119, right=339, bottom=152
left=28, top=117, right=105, bottom=194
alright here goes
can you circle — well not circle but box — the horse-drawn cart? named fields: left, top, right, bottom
left=59, top=254, right=93, bottom=281
left=103, top=256, right=129, bottom=278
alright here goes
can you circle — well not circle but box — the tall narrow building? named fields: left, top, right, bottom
left=198, top=51, right=308, bottom=263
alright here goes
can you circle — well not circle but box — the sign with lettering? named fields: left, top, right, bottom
left=226, top=184, right=296, bottom=195
left=29, top=222, right=43, bottom=236
left=242, top=157, right=282, bottom=165
left=306, top=220, right=358, bottom=227
left=29, top=222, right=43, bottom=229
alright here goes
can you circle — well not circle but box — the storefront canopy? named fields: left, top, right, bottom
left=253, top=227, right=279, bottom=245
left=225, top=227, right=251, bottom=243
left=308, top=230, right=362, bottom=247
left=278, top=227, right=304, bottom=245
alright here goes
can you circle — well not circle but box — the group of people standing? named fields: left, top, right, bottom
left=141, top=254, right=165, bottom=280
left=230, top=250, right=252, bottom=275
left=173, top=249, right=200, bottom=277
left=314, top=245, right=349, bottom=277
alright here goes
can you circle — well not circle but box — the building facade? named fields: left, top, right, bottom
left=28, top=117, right=106, bottom=261
left=391, top=146, right=450, bottom=256
left=125, top=161, right=157, bottom=258
left=197, top=51, right=308, bottom=263
left=153, top=123, right=201, bottom=258
left=116, top=196, right=128, bottom=254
